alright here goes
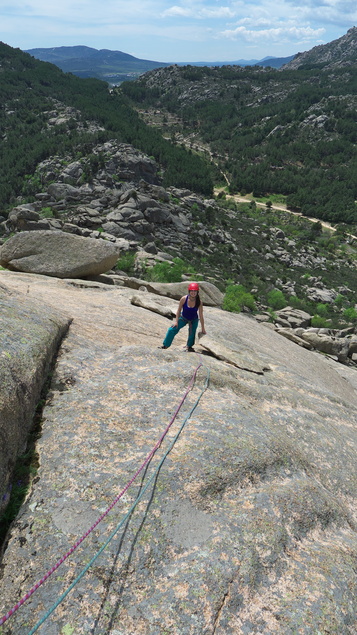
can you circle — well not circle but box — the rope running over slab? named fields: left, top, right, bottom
left=28, top=361, right=210, bottom=634
left=0, top=357, right=208, bottom=630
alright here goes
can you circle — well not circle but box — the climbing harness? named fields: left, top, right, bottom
left=0, top=356, right=209, bottom=633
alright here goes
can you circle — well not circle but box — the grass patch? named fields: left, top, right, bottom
left=311, top=315, right=331, bottom=328
left=256, top=193, right=288, bottom=205
left=115, top=250, right=136, bottom=275
left=146, top=257, right=199, bottom=283
left=39, top=206, right=54, bottom=218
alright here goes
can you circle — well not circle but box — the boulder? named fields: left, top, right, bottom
left=130, top=292, right=177, bottom=318
left=106, top=210, right=124, bottom=222
left=270, top=226, right=285, bottom=239
left=0, top=230, right=120, bottom=278
left=8, top=207, right=40, bottom=223
left=143, top=206, right=172, bottom=224
left=275, top=307, right=311, bottom=328
left=61, top=161, right=83, bottom=182
left=276, top=328, right=314, bottom=349
left=299, top=331, right=350, bottom=362
left=198, top=334, right=269, bottom=374
left=47, top=183, right=81, bottom=200
left=117, top=208, right=145, bottom=222
left=347, top=336, right=357, bottom=357
left=101, top=222, right=139, bottom=241
left=306, top=287, right=337, bottom=303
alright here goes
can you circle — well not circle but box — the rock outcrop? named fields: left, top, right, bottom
left=0, top=140, right=355, bottom=330
left=0, top=270, right=356, bottom=635
left=0, top=279, right=70, bottom=516
left=298, top=330, right=351, bottom=363
left=274, top=306, right=312, bottom=328
left=272, top=322, right=357, bottom=363
left=130, top=292, right=177, bottom=318
left=0, top=230, right=120, bottom=278
left=0, top=140, right=225, bottom=265
left=281, top=26, right=357, bottom=71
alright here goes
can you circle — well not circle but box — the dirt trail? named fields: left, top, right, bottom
left=214, top=188, right=357, bottom=240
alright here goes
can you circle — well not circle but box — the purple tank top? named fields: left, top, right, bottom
left=182, top=295, right=198, bottom=321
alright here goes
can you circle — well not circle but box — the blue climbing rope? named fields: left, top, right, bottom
left=27, top=362, right=210, bottom=634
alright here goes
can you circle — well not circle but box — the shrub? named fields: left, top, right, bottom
left=288, top=295, right=303, bottom=309
left=311, top=315, right=330, bottom=328
left=316, top=303, right=329, bottom=317
left=334, top=294, right=348, bottom=309
left=147, top=257, right=196, bottom=283
left=343, top=307, right=357, bottom=323
left=267, top=289, right=287, bottom=310
left=115, top=250, right=136, bottom=275
left=223, top=284, right=256, bottom=313
left=40, top=206, right=54, bottom=218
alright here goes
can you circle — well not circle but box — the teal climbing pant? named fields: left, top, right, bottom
left=163, top=316, right=199, bottom=348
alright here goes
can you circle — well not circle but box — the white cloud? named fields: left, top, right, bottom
left=284, top=0, right=357, bottom=24
left=163, top=6, right=193, bottom=17
left=162, top=5, right=235, bottom=19
left=219, top=24, right=326, bottom=44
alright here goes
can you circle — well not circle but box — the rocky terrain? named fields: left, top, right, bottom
left=1, top=139, right=357, bottom=364
left=1, top=138, right=355, bottom=288
left=0, top=140, right=212, bottom=256
left=127, top=27, right=357, bottom=111
left=119, top=28, right=357, bottom=225
left=0, top=269, right=356, bottom=634
left=281, top=26, right=357, bottom=71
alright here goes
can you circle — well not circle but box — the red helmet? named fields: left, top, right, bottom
left=188, top=282, right=199, bottom=291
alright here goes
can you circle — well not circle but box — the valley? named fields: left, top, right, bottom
left=120, top=30, right=357, bottom=227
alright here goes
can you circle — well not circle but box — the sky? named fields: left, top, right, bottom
left=1, top=1, right=356, bottom=63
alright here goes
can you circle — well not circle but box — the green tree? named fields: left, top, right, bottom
left=223, top=284, right=256, bottom=313
left=316, top=303, right=329, bottom=317
left=267, top=289, right=287, bottom=310
left=343, top=307, right=357, bottom=323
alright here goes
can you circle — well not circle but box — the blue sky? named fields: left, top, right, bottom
left=1, top=1, right=356, bottom=62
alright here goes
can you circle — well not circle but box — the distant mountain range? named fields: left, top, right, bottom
left=177, top=55, right=295, bottom=69
left=23, top=45, right=295, bottom=84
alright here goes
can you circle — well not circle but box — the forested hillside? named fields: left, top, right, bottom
left=0, top=40, right=356, bottom=343
left=24, top=45, right=171, bottom=83
left=119, top=29, right=357, bottom=225
left=0, top=43, right=213, bottom=209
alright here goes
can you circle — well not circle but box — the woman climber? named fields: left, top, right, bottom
left=159, top=282, right=206, bottom=352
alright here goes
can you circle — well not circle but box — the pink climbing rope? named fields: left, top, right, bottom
left=0, top=359, right=203, bottom=627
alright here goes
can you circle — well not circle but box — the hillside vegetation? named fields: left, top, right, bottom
left=0, top=39, right=356, bottom=328
left=24, top=45, right=171, bottom=83
left=119, top=29, right=357, bottom=226
left=0, top=42, right=213, bottom=209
